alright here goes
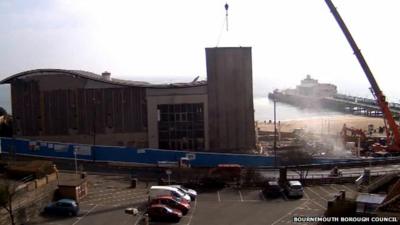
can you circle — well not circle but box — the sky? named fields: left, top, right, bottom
left=1, top=0, right=400, bottom=102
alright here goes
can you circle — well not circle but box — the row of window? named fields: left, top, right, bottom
left=158, top=104, right=203, bottom=114
left=159, top=112, right=203, bottom=122
left=158, top=122, right=203, bottom=130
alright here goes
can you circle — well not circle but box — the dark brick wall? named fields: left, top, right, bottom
left=10, top=74, right=147, bottom=139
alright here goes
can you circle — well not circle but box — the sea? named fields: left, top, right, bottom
left=0, top=85, right=11, bottom=113
left=0, top=85, right=343, bottom=121
left=253, top=97, right=343, bottom=122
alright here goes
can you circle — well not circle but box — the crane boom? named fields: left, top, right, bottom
left=324, top=0, right=400, bottom=151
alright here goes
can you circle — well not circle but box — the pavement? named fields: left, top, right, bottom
left=26, top=172, right=359, bottom=225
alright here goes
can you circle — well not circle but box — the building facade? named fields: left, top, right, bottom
left=0, top=47, right=255, bottom=152
left=296, top=75, right=337, bottom=97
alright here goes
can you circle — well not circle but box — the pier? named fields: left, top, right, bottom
left=268, top=92, right=400, bottom=119
left=327, top=95, right=400, bottom=118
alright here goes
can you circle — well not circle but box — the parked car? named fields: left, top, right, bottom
left=262, top=181, right=283, bottom=198
left=284, top=180, right=304, bottom=198
left=169, top=185, right=197, bottom=201
left=44, top=199, right=79, bottom=216
left=149, top=195, right=190, bottom=215
left=149, top=186, right=191, bottom=202
left=147, top=204, right=182, bottom=223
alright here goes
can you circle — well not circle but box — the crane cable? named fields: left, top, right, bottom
left=216, top=2, right=229, bottom=47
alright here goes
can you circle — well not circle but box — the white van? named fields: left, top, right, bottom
left=149, top=186, right=191, bottom=202
left=285, top=181, right=303, bottom=198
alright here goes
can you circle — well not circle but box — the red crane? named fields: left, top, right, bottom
left=324, top=0, right=400, bottom=153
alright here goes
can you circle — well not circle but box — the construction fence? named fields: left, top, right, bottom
left=1, top=137, right=397, bottom=168
left=0, top=137, right=274, bottom=167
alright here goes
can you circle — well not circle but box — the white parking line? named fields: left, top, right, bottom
left=318, top=186, right=333, bottom=196
left=133, top=215, right=143, bottom=225
left=217, top=191, right=221, bottom=202
left=342, top=184, right=356, bottom=192
left=271, top=201, right=307, bottom=225
left=308, top=198, right=327, bottom=210
left=186, top=198, right=197, bottom=225
left=305, top=187, right=328, bottom=201
left=329, top=184, right=342, bottom=192
left=238, top=190, right=244, bottom=202
left=303, top=189, right=310, bottom=200
left=72, top=204, right=98, bottom=225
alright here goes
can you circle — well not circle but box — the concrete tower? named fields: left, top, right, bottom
left=206, top=47, right=256, bottom=152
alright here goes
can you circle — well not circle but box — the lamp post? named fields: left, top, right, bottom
left=166, top=169, right=172, bottom=185
left=73, top=147, right=78, bottom=175
left=92, top=97, right=97, bottom=146
left=273, top=97, right=277, bottom=168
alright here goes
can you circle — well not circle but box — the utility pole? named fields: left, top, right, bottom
left=73, top=147, right=78, bottom=175
left=92, top=97, right=97, bottom=146
left=273, top=97, right=277, bottom=168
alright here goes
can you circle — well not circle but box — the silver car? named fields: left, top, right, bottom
left=170, top=185, right=197, bottom=201
left=284, top=181, right=303, bottom=198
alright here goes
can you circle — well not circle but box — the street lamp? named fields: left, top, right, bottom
left=73, top=146, right=78, bottom=175
left=92, top=97, right=98, bottom=146
left=166, top=169, right=172, bottom=185
left=273, top=97, right=277, bottom=168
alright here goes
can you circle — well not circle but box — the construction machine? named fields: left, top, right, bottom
left=341, top=123, right=387, bottom=155
left=324, top=0, right=400, bottom=155
left=340, top=124, right=367, bottom=143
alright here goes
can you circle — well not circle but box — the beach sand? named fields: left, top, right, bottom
left=257, top=115, right=385, bottom=135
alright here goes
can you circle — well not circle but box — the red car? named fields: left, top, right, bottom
left=147, top=204, right=182, bottom=222
left=150, top=195, right=191, bottom=215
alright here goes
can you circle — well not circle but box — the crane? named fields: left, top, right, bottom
left=324, top=0, right=400, bottom=154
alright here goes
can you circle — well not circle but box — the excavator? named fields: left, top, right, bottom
left=340, top=123, right=387, bottom=155
left=340, top=124, right=367, bottom=143
left=324, top=0, right=400, bottom=155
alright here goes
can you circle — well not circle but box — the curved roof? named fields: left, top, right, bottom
left=0, top=69, right=207, bottom=88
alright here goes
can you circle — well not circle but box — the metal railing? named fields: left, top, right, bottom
left=285, top=169, right=400, bottom=180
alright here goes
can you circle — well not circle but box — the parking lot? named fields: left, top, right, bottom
left=28, top=174, right=359, bottom=225
left=158, top=183, right=358, bottom=225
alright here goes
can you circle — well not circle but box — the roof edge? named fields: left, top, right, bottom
left=0, top=69, right=207, bottom=89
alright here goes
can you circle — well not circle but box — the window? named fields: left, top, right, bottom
left=158, top=103, right=205, bottom=150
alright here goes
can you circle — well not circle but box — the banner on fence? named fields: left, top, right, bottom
left=54, top=144, right=68, bottom=152
left=74, top=145, right=91, bottom=156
